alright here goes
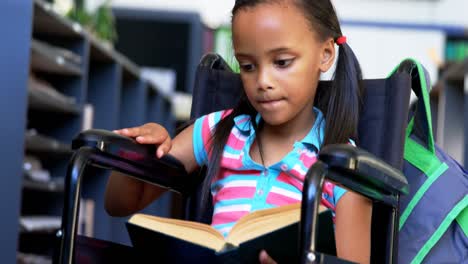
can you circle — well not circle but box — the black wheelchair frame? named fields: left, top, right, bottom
left=56, top=53, right=414, bottom=264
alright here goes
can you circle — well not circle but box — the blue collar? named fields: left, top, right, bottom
left=232, top=107, right=325, bottom=151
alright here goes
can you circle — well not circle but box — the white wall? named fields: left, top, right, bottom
left=105, top=0, right=462, bottom=81
left=107, top=0, right=468, bottom=28
left=435, top=0, right=468, bottom=26
left=334, top=0, right=467, bottom=27
left=342, top=26, right=445, bottom=80
left=110, top=0, right=235, bottom=28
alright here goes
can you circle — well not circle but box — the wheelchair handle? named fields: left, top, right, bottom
left=299, top=160, right=327, bottom=263
left=57, top=130, right=198, bottom=264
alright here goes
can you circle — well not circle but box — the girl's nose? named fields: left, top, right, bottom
left=257, top=67, right=274, bottom=90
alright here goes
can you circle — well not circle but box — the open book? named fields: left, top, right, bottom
left=126, top=203, right=311, bottom=263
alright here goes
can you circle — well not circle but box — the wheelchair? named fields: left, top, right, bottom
left=55, top=53, right=414, bottom=263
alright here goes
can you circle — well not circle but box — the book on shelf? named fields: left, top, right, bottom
left=140, top=67, right=176, bottom=97
left=30, top=39, right=82, bottom=76
left=25, top=129, right=72, bottom=155
left=23, top=155, right=50, bottom=183
left=82, top=104, right=94, bottom=131
left=28, top=74, right=80, bottom=114
left=31, top=39, right=82, bottom=65
left=171, top=92, right=192, bottom=121
left=22, top=178, right=64, bottom=193
left=19, top=216, right=61, bottom=233
left=78, top=198, right=95, bottom=237
left=17, top=252, right=52, bottom=264
left=126, top=203, right=302, bottom=263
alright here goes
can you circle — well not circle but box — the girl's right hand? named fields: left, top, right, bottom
left=114, top=123, right=171, bottom=158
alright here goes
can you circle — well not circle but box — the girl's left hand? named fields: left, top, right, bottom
left=259, top=250, right=277, bottom=264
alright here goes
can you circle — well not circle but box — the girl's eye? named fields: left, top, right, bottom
left=275, top=58, right=294, bottom=68
left=240, top=63, right=255, bottom=72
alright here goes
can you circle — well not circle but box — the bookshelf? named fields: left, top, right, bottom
left=398, top=27, right=466, bottom=171
left=435, top=58, right=468, bottom=167
left=0, top=0, right=177, bottom=262
left=0, top=0, right=32, bottom=262
left=112, top=7, right=204, bottom=94
left=432, top=25, right=468, bottom=167
left=413, top=28, right=468, bottom=168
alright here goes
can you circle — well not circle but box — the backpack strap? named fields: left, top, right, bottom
left=391, top=59, right=468, bottom=264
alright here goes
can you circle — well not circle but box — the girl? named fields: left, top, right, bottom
left=106, top=0, right=372, bottom=263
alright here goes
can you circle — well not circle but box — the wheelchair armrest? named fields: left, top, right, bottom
left=59, top=130, right=199, bottom=263
left=299, top=145, right=408, bottom=262
left=319, top=144, right=409, bottom=201
left=72, top=129, right=199, bottom=195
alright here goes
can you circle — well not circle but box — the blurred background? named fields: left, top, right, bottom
left=1, top=0, right=466, bottom=263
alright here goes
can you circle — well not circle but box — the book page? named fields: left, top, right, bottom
left=129, top=214, right=226, bottom=251
left=226, top=203, right=301, bottom=245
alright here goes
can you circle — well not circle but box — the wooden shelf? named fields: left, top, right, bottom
left=22, top=178, right=64, bottom=193
left=444, top=59, right=468, bottom=82
left=33, top=0, right=83, bottom=38
left=1, top=1, right=178, bottom=260
left=30, top=39, right=82, bottom=76
left=28, top=86, right=81, bottom=115
left=432, top=59, right=468, bottom=98
left=25, top=131, right=72, bottom=156
left=17, top=252, right=53, bottom=264
left=19, top=215, right=61, bottom=234
left=88, top=33, right=120, bottom=63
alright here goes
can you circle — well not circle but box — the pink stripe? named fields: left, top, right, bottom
left=276, top=172, right=303, bottom=191
left=289, top=167, right=306, bottom=181
left=215, top=170, right=233, bottom=182
left=266, top=192, right=301, bottom=206
left=201, top=110, right=232, bottom=159
left=215, top=169, right=260, bottom=182
left=226, top=134, right=245, bottom=151
left=213, top=187, right=256, bottom=204
left=221, top=109, right=233, bottom=118
left=299, top=153, right=317, bottom=168
left=236, top=116, right=250, bottom=125
left=201, top=117, right=213, bottom=158
left=321, top=181, right=336, bottom=210
left=220, top=156, right=244, bottom=169
left=322, top=181, right=335, bottom=197
left=321, top=197, right=335, bottom=210
left=201, top=114, right=213, bottom=137
left=211, top=211, right=250, bottom=226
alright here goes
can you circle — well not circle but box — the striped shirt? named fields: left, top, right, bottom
left=193, top=107, right=347, bottom=236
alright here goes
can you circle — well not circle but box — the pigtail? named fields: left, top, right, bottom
left=199, top=94, right=256, bottom=209
left=291, top=0, right=364, bottom=146
left=319, top=42, right=363, bottom=146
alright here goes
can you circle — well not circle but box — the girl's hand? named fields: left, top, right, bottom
left=259, top=250, right=277, bottom=264
left=114, top=123, right=171, bottom=158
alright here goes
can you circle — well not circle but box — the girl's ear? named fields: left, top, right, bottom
left=319, top=38, right=336, bottom=73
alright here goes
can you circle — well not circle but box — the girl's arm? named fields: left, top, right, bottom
left=104, top=124, right=198, bottom=217
left=259, top=191, right=372, bottom=264
left=335, top=191, right=372, bottom=264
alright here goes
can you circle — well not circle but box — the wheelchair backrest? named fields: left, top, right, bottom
left=187, top=53, right=411, bottom=263
left=191, top=53, right=410, bottom=168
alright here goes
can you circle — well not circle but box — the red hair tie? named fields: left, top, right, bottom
left=336, top=36, right=347, bottom=45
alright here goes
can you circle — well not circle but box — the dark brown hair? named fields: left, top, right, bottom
left=201, top=0, right=363, bottom=206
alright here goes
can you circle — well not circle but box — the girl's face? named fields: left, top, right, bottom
left=232, top=3, right=335, bottom=127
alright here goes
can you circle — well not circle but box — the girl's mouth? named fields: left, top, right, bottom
left=258, top=98, right=285, bottom=109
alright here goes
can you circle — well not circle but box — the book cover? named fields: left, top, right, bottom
left=126, top=204, right=302, bottom=264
